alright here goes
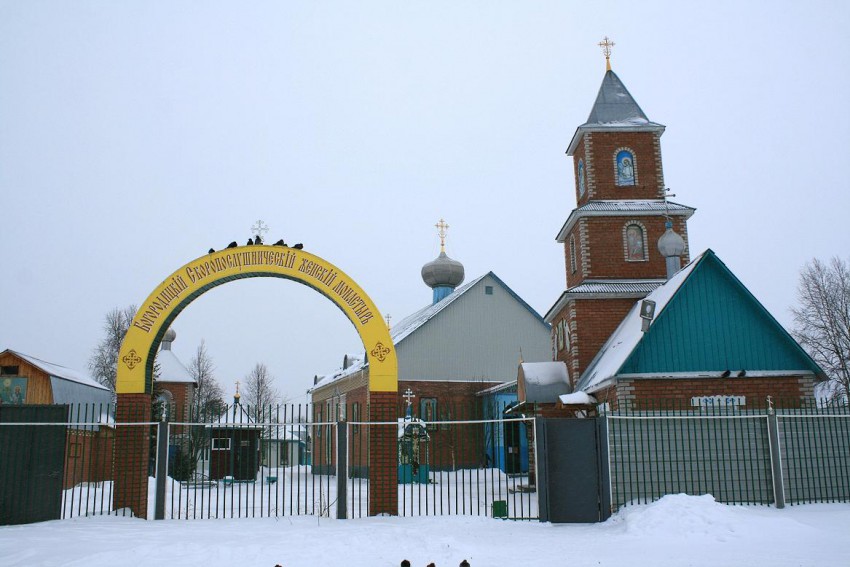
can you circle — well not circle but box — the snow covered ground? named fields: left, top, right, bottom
left=3, top=494, right=849, bottom=566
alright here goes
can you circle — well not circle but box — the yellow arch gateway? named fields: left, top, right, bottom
left=116, top=246, right=397, bottom=395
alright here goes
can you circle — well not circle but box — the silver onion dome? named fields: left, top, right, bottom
left=657, top=222, right=686, bottom=258
left=421, top=251, right=465, bottom=289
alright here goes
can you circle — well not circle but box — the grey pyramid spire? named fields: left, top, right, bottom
left=586, top=70, right=651, bottom=125
left=567, top=69, right=665, bottom=155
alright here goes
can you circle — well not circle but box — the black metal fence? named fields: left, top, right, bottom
left=161, top=401, right=537, bottom=520
left=602, top=398, right=850, bottom=511
left=1, top=401, right=536, bottom=522
left=346, top=418, right=537, bottom=520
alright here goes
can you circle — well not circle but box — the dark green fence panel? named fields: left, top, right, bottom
left=778, top=406, right=850, bottom=505
left=0, top=405, right=68, bottom=525
left=606, top=407, right=774, bottom=509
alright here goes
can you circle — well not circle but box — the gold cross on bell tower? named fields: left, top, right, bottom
left=435, top=218, right=449, bottom=253
left=599, top=36, right=615, bottom=71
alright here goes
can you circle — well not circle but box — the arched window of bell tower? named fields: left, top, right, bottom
left=614, top=148, right=637, bottom=187
left=623, top=221, right=648, bottom=262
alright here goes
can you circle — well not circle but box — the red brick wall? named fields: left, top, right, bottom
left=332, top=380, right=500, bottom=473
left=583, top=131, right=664, bottom=200
left=573, top=299, right=636, bottom=377
left=114, top=394, right=151, bottom=519
left=368, top=391, right=398, bottom=515
left=158, top=382, right=193, bottom=423
left=398, top=380, right=500, bottom=470
left=63, top=428, right=115, bottom=489
left=593, top=376, right=816, bottom=410
left=581, top=216, right=689, bottom=280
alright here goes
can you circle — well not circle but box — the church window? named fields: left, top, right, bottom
left=421, top=398, right=437, bottom=430
left=485, top=286, right=494, bottom=295
left=624, top=222, right=647, bottom=261
left=560, top=320, right=571, bottom=353
left=569, top=235, right=578, bottom=274
left=615, top=149, right=636, bottom=186
left=212, top=437, right=231, bottom=451
left=352, top=402, right=360, bottom=433
left=335, top=394, right=346, bottom=421
left=326, top=424, right=333, bottom=461
left=577, top=159, right=586, bottom=197
left=1, top=366, right=19, bottom=375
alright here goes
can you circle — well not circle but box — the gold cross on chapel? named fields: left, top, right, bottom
left=599, top=36, right=615, bottom=71
left=435, top=218, right=449, bottom=252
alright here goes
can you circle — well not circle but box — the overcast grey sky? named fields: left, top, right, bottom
left=2, top=2, right=848, bottom=404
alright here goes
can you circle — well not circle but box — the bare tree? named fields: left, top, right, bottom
left=188, top=340, right=225, bottom=417
left=792, top=257, right=850, bottom=401
left=88, top=305, right=137, bottom=391
left=242, top=362, right=281, bottom=411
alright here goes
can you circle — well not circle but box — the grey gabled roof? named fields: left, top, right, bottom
left=567, top=70, right=665, bottom=155
left=556, top=200, right=695, bottom=242
left=311, top=272, right=549, bottom=391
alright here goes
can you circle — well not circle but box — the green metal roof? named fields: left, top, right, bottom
left=619, top=250, right=823, bottom=376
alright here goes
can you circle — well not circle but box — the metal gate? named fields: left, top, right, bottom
left=0, top=405, right=68, bottom=525
left=535, top=417, right=606, bottom=523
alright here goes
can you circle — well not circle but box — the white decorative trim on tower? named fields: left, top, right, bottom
left=578, top=219, right=591, bottom=277
left=569, top=235, right=577, bottom=274
left=653, top=132, right=665, bottom=197
left=584, top=135, right=597, bottom=198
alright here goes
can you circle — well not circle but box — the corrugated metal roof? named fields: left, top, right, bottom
left=576, top=200, right=693, bottom=213
left=50, top=376, right=113, bottom=407
left=556, top=200, right=695, bottom=242
left=566, top=280, right=664, bottom=295
left=311, top=272, right=549, bottom=391
left=577, top=250, right=825, bottom=392
left=545, top=280, right=663, bottom=322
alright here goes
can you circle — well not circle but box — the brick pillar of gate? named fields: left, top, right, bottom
left=369, top=392, right=398, bottom=516
left=114, top=393, right=151, bottom=519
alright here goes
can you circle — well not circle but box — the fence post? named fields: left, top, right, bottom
left=336, top=420, right=348, bottom=519
left=534, top=417, right=549, bottom=522
left=766, top=406, right=786, bottom=509
left=154, top=419, right=169, bottom=520
left=597, top=415, right=612, bottom=521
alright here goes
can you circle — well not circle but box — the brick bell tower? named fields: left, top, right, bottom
left=544, top=38, right=695, bottom=388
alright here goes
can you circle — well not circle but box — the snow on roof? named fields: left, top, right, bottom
left=7, top=350, right=109, bottom=391
left=520, top=361, right=570, bottom=403
left=522, top=362, right=568, bottom=386
left=559, top=391, right=597, bottom=405
left=398, top=415, right=429, bottom=439
left=577, top=251, right=704, bottom=393
left=209, top=404, right=262, bottom=427
left=155, top=349, right=196, bottom=384
left=312, top=274, right=490, bottom=390
left=556, top=201, right=695, bottom=242
left=545, top=281, right=665, bottom=323
left=310, top=271, right=548, bottom=392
